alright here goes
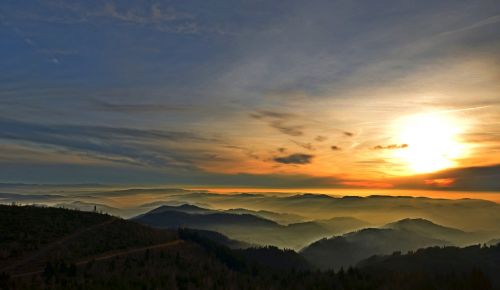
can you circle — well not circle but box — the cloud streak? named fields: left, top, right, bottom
left=91, top=99, right=188, bottom=113
left=373, top=144, right=408, bottom=150
left=0, top=117, right=215, bottom=169
left=251, top=110, right=305, bottom=136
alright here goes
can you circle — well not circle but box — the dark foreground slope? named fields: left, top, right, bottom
left=1, top=205, right=498, bottom=290
left=359, top=244, right=500, bottom=289
left=0, top=205, right=346, bottom=290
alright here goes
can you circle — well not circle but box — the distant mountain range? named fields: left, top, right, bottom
left=132, top=203, right=499, bottom=252
left=4, top=188, right=500, bottom=235
left=142, top=192, right=500, bottom=235
left=132, top=204, right=369, bottom=249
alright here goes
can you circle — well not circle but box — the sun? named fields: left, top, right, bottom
left=393, top=113, right=465, bottom=174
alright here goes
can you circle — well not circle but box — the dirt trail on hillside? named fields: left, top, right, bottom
left=76, top=239, right=183, bottom=265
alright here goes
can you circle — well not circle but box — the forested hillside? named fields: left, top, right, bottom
left=1, top=205, right=498, bottom=290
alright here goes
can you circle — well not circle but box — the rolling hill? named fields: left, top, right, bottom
left=301, top=219, right=452, bottom=270
left=224, top=208, right=306, bottom=225
left=133, top=208, right=278, bottom=229
left=384, top=218, right=488, bottom=246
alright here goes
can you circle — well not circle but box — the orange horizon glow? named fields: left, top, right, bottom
left=187, top=187, right=500, bottom=204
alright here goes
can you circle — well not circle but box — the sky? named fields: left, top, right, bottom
left=1, top=0, right=500, bottom=194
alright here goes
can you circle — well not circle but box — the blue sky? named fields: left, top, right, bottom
left=1, top=0, right=500, bottom=191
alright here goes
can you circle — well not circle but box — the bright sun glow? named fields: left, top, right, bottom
left=394, top=113, right=465, bottom=174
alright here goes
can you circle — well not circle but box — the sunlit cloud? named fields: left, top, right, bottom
left=424, top=178, right=455, bottom=187
left=372, top=144, right=408, bottom=150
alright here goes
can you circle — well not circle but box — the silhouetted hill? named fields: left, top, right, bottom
left=0, top=204, right=177, bottom=275
left=359, top=244, right=500, bottom=288
left=383, top=218, right=486, bottom=246
left=56, top=201, right=125, bottom=217
left=134, top=205, right=370, bottom=249
left=146, top=203, right=215, bottom=215
left=301, top=226, right=448, bottom=270
left=224, top=208, right=306, bottom=224
left=136, top=204, right=307, bottom=225
left=2, top=204, right=318, bottom=288
left=133, top=208, right=278, bottom=229
left=488, top=238, right=500, bottom=246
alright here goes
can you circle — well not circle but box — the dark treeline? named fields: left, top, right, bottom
left=1, top=205, right=498, bottom=290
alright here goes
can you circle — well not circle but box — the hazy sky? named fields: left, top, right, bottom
left=1, top=0, right=499, bottom=192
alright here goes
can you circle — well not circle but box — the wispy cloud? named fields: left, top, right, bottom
left=101, top=2, right=192, bottom=24
left=0, top=13, right=63, bottom=64
left=251, top=110, right=305, bottom=136
left=315, top=135, right=327, bottom=142
left=10, top=1, right=215, bottom=35
left=291, top=140, right=315, bottom=151
left=99, top=2, right=200, bottom=34
left=91, top=99, right=188, bottom=113
left=439, top=14, right=500, bottom=37
left=0, top=117, right=216, bottom=169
